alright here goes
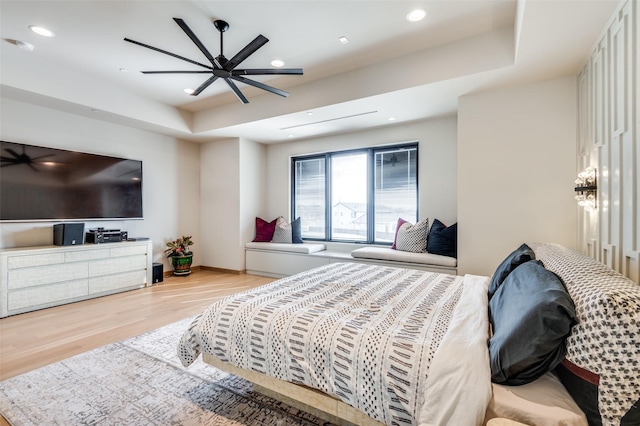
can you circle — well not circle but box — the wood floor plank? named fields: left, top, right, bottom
left=0, top=270, right=274, bottom=381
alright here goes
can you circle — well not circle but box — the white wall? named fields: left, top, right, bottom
left=457, top=77, right=577, bottom=276
left=0, top=97, right=201, bottom=273
left=200, top=137, right=266, bottom=271
left=239, top=138, right=268, bottom=253
left=265, top=116, right=458, bottom=227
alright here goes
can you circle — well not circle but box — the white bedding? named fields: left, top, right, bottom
left=178, top=263, right=491, bottom=425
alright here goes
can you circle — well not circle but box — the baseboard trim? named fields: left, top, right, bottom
left=163, top=265, right=202, bottom=277
left=162, top=265, right=245, bottom=276
left=200, top=265, right=245, bottom=275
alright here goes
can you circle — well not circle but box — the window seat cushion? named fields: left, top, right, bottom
left=245, top=242, right=326, bottom=254
left=351, top=246, right=457, bottom=267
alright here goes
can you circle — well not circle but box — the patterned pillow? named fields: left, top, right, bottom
left=393, top=218, right=428, bottom=253
left=531, top=243, right=640, bottom=425
left=271, top=217, right=302, bottom=244
left=252, top=217, right=277, bottom=242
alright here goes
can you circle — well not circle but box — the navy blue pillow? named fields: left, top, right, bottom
left=488, top=243, right=535, bottom=300
left=489, top=260, right=577, bottom=386
left=291, top=217, right=302, bottom=243
left=426, top=219, right=457, bottom=258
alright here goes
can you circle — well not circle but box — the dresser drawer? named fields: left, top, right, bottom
left=8, top=262, right=88, bottom=290
left=7, top=253, right=65, bottom=269
left=89, top=270, right=147, bottom=294
left=8, top=279, right=89, bottom=311
left=89, top=254, right=147, bottom=277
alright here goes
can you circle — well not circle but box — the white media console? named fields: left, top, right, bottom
left=0, top=240, right=153, bottom=318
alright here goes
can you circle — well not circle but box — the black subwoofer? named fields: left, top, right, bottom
left=152, top=262, right=164, bottom=283
left=53, top=223, right=85, bottom=246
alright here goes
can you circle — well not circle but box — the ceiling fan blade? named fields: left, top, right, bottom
left=5, top=148, right=20, bottom=158
left=223, top=78, right=249, bottom=103
left=124, top=38, right=212, bottom=70
left=231, top=75, right=289, bottom=98
left=173, top=18, right=218, bottom=67
left=232, top=68, right=303, bottom=76
left=191, top=75, right=219, bottom=96
left=141, top=71, right=212, bottom=74
left=224, top=35, right=269, bottom=71
left=31, top=154, right=55, bottom=161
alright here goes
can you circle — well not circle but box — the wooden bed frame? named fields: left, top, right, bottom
left=203, top=353, right=384, bottom=426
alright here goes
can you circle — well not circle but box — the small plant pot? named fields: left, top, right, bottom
left=171, top=254, right=193, bottom=276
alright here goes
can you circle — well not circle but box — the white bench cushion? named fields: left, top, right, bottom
left=351, top=246, right=457, bottom=267
left=245, top=242, right=326, bottom=254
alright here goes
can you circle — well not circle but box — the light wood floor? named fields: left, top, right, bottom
left=0, top=269, right=274, bottom=425
left=0, top=269, right=274, bottom=382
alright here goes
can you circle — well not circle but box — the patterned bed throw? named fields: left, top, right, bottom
left=531, top=243, right=640, bottom=425
left=178, top=263, right=492, bottom=425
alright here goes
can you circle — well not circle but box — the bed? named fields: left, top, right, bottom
left=179, top=262, right=492, bottom=425
left=177, top=243, right=640, bottom=426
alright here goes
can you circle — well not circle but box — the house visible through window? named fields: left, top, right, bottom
left=292, top=143, right=418, bottom=243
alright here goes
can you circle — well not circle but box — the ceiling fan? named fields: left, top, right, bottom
left=0, top=143, right=54, bottom=171
left=124, top=18, right=303, bottom=104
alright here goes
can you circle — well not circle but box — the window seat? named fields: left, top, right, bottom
left=350, top=246, right=457, bottom=268
left=244, top=242, right=327, bottom=254
left=245, top=242, right=457, bottom=278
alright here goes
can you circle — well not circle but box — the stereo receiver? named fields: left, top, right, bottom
left=86, top=228, right=128, bottom=244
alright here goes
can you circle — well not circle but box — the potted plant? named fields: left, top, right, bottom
left=164, top=235, right=194, bottom=276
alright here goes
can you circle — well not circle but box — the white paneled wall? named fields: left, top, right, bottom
left=577, top=0, right=639, bottom=283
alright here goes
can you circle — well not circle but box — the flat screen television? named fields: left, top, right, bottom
left=0, top=141, right=143, bottom=221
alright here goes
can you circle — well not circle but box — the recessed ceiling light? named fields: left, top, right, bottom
left=406, top=9, right=427, bottom=22
left=388, top=117, right=397, bottom=121
left=338, top=36, right=349, bottom=45
left=29, top=25, right=55, bottom=37
left=184, top=88, right=195, bottom=95
left=271, top=59, right=285, bottom=67
left=306, top=112, right=313, bottom=116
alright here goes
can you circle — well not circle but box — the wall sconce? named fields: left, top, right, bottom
left=574, top=167, right=597, bottom=210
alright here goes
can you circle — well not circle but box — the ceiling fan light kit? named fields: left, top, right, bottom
left=124, top=18, right=303, bottom=104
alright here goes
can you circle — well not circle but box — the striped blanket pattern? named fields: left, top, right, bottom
left=178, top=263, right=486, bottom=425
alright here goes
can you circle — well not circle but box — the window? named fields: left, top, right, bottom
left=293, top=157, right=325, bottom=239
left=292, top=143, right=418, bottom=243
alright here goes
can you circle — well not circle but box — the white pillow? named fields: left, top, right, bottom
left=395, top=218, right=429, bottom=253
left=271, top=216, right=292, bottom=243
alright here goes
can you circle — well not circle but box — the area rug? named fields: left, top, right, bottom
left=0, top=317, right=333, bottom=425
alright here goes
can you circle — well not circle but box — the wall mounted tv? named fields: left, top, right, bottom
left=0, top=141, right=143, bottom=221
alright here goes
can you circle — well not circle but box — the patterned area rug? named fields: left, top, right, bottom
left=0, top=317, right=332, bottom=425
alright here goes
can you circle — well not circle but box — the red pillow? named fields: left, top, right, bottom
left=252, top=217, right=277, bottom=242
left=391, top=218, right=408, bottom=249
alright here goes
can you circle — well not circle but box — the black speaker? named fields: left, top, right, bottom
left=53, top=223, right=85, bottom=246
left=152, top=262, right=164, bottom=283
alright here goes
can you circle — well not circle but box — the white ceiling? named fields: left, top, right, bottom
left=0, top=0, right=621, bottom=143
